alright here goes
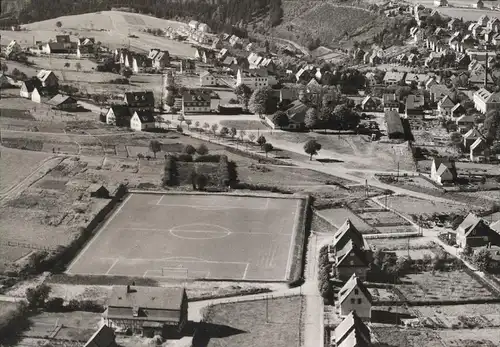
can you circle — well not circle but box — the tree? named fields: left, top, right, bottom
left=211, top=123, right=219, bottom=137
left=165, top=119, right=171, bottom=129
left=56, top=21, right=62, bottom=28
left=272, top=111, right=289, bottom=128
left=75, top=62, right=82, bottom=72
left=63, top=62, right=70, bottom=69
left=26, top=284, right=51, bottom=309
left=304, top=107, right=319, bottom=130
left=185, top=119, right=192, bottom=130
left=220, top=126, right=229, bottom=137
left=484, top=109, right=500, bottom=144
left=195, top=121, right=200, bottom=130
left=1, top=62, right=8, bottom=73
left=304, top=139, right=322, bottom=160
left=121, top=66, right=133, bottom=79
left=472, top=248, right=492, bottom=271
left=11, top=68, right=27, bottom=81
left=257, top=135, right=267, bottom=148
left=148, top=140, right=162, bottom=158
left=203, top=122, right=210, bottom=132
left=229, top=127, right=237, bottom=140
left=234, top=84, right=252, bottom=108
left=333, top=104, right=360, bottom=130
left=239, top=130, right=246, bottom=143
left=184, top=144, right=196, bottom=155
left=163, top=156, right=178, bottom=186
left=262, top=143, right=273, bottom=157
left=249, top=86, right=273, bottom=116
left=177, top=114, right=185, bottom=126
left=196, top=174, right=208, bottom=191
left=196, top=144, right=209, bottom=155
left=248, top=133, right=256, bottom=144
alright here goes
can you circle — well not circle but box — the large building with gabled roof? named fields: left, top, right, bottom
left=337, top=274, right=373, bottom=320
left=334, top=311, right=372, bottom=347
left=335, top=241, right=371, bottom=281
left=456, top=213, right=499, bottom=248
left=331, top=219, right=370, bottom=254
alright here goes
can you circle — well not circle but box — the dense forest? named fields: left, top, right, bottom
left=3, top=0, right=282, bottom=32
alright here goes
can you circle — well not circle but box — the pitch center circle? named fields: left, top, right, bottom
left=169, top=223, right=232, bottom=240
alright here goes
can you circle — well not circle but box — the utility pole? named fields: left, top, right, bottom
left=396, top=161, right=400, bottom=182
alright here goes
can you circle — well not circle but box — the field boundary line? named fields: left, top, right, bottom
left=156, top=202, right=268, bottom=210
left=156, top=195, right=164, bottom=205
left=117, top=226, right=291, bottom=236
left=129, top=189, right=308, bottom=200
left=284, top=200, right=300, bottom=281
left=66, top=193, right=134, bottom=273
left=105, top=258, right=119, bottom=275
left=242, top=263, right=250, bottom=280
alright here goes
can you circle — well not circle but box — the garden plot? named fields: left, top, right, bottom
left=397, top=271, right=497, bottom=303
left=415, top=304, right=500, bottom=330
left=385, top=195, right=469, bottom=221
left=393, top=248, right=436, bottom=260
left=348, top=199, right=385, bottom=213
left=368, top=287, right=400, bottom=302
left=368, top=237, right=435, bottom=251
left=357, top=210, right=411, bottom=227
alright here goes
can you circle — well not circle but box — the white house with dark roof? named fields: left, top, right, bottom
left=383, top=71, right=405, bottom=86
left=336, top=274, right=373, bottom=321
left=130, top=111, right=156, bottom=131
left=456, top=213, right=496, bottom=248
left=456, top=114, right=476, bottom=133
left=199, top=71, right=217, bottom=86
left=470, top=137, right=488, bottom=161
left=236, top=68, right=269, bottom=89
left=334, top=311, right=372, bottom=347
left=438, top=95, right=455, bottom=118
left=37, top=69, right=58, bottom=88
left=5, top=40, right=21, bottom=57
left=463, top=128, right=482, bottom=149
left=430, top=157, right=457, bottom=185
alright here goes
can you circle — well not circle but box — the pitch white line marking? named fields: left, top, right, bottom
left=242, top=263, right=250, bottom=280
left=105, top=259, right=119, bottom=275
left=157, top=203, right=267, bottom=210
left=66, top=193, right=134, bottom=273
left=116, top=227, right=291, bottom=235
left=284, top=200, right=300, bottom=280
left=156, top=195, right=164, bottom=205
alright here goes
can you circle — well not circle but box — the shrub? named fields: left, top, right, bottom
left=196, top=174, right=208, bottom=191
left=26, top=284, right=51, bottom=309
left=176, top=125, right=183, bottom=133
left=184, top=144, right=196, bottom=155
left=44, top=297, right=64, bottom=312
left=196, top=144, right=209, bottom=155
left=177, top=154, right=193, bottom=162
left=194, top=154, right=221, bottom=162
left=217, top=155, right=230, bottom=187
left=108, top=78, right=129, bottom=84
left=162, top=156, right=178, bottom=186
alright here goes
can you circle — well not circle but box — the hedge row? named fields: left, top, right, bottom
left=318, top=245, right=333, bottom=302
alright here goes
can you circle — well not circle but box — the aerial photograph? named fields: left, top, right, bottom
left=0, top=0, right=500, bottom=346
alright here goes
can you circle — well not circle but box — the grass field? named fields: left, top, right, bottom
left=398, top=271, right=497, bottom=302
left=201, top=296, right=302, bottom=347
left=68, top=193, right=306, bottom=281
left=0, top=146, right=53, bottom=194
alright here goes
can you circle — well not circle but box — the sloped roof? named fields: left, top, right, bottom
left=470, top=137, right=486, bottom=151
left=385, top=110, right=404, bottom=136
left=108, top=105, right=132, bottom=119
left=457, top=213, right=485, bottom=237
left=338, top=273, right=373, bottom=305
left=335, top=311, right=371, bottom=345
left=286, top=100, right=308, bottom=124
left=439, top=95, right=455, bottom=108
left=84, top=325, right=115, bottom=347
left=182, top=89, right=211, bottom=102
left=22, top=79, right=42, bottom=92
left=432, top=157, right=456, bottom=174
left=338, top=330, right=372, bottom=347
left=436, top=164, right=452, bottom=177
left=108, top=286, right=185, bottom=310
left=124, top=91, right=154, bottom=106
left=451, top=103, right=464, bottom=114
left=333, top=219, right=367, bottom=251
left=336, top=241, right=371, bottom=268
left=133, top=111, right=155, bottom=123
left=37, top=69, right=56, bottom=82
left=47, top=94, right=77, bottom=106
left=464, top=127, right=482, bottom=139
left=383, top=71, right=405, bottom=82
left=490, top=220, right=500, bottom=233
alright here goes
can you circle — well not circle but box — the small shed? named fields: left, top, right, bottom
left=87, top=184, right=110, bottom=198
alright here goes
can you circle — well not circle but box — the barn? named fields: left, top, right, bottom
left=103, top=285, right=188, bottom=338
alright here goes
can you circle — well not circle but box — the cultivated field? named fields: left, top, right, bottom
left=316, top=208, right=375, bottom=233
left=398, top=271, right=497, bottom=302
left=415, top=304, right=500, bottom=330
left=68, top=193, right=306, bottom=281
left=385, top=195, right=469, bottom=220
left=0, top=11, right=195, bottom=57
left=201, top=296, right=302, bottom=347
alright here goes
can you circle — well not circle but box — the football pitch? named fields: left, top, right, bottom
left=67, top=193, right=306, bottom=281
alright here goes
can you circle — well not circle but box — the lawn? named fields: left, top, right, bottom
left=201, top=296, right=302, bottom=347
left=397, top=271, right=497, bottom=303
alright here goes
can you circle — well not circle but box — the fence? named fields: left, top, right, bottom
left=203, top=291, right=301, bottom=306
left=0, top=240, right=58, bottom=252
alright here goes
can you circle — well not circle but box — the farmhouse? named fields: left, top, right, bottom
left=334, top=241, right=371, bottom=281
left=182, top=90, right=211, bottom=113
left=336, top=274, right=372, bottom=321
left=384, top=110, right=405, bottom=139
left=124, top=91, right=155, bottom=112
left=47, top=94, right=78, bottom=110
left=236, top=69, right=269, bottom=89
left=361, top=96, right=377, bottom=111
left=199, top=71, right=217, bottom=86
left=456, top=213, right=499, bottom=248
left=37, top=70, right=59, bottom=88
left=470, top=137, right=488, bottom=161
left=83, top=325, right=116, bottom=347
left=330, top=219, right=370, bottom=254
left=104, top=286, right=188, bottom=337
left=130, top=111, right=156, bottom=131
left=106, top=105, right=132, bottom=126
left=430, top=157, right=457, bottom=185
left=334, top=311, right=372, bottom=347
left=20, top=79, right=42, bottom=99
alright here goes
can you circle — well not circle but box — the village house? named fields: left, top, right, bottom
left=31, top=87, right=41, bottom=103
left=469, top=71, right=494, bottom=88
left=130, top=111, right=156, bottom=131
left=198, top=23, right=210, bottom=33
left=383, top=71, right=405, bottom=86
left=104, top=286, right=187, bottom=337
left=405, top=95, right=424, bottom=120
left=199, top=71, right=217, bottom=86
left=478, top=14, right=490, bottom=27
left=188, top=20, right=199, bottom=31
left=336, top=274, right=373, bottom=321
left=182, top=89, right=211, bottom=113
left=361, top=96, right=377, bottom=111
left=334, top=311, right=372, bottom=347
left=448, top=18, right=460, bottom=31
left=425, top=77, right=438, bottom=90
left=46, top=94, right=78, bottom=110
left=20, top=79, right=42, bottom=99
left=283, top=100, right=308, bottom=130
left=438, top=95, right=455, bottom=118
left=456, top=114, right=477, bottom=133
left=383, top=94, right=399, bottom=112
left=180, top=59, right=196, bottom=74
left=487, top=17, right=500, bottom=32
left=385, top=110, right=405, bottom=139
left=456, top=213, right=499, bottom=248
left=463, top=128, right=483, bottom=149
left=404, top=73, right=427, bottom=87
left=474, top=0, right=484, bottom=9
left=295, top=65, right=315, bottom=83
left=37, top=70, right=59, bottom=88
left=149, top=50, right=169, bottom=69
left=330, top=219, right=371, bottom=255
left=430, top=157, right=457, bottom=185
left=450, top=103, right=465, bottom=118
left=124, top=91, right=155, bottom=113
left=236, top=69, right=269, bottom=89
left=473, top=88, right=500, bottom=114
left=83, top=325, right=116, bottom=347
left=470, top=137, right=489, bottom=161
left=105, top=105, right=132, bottom=127
left=429, top=84, right=451, bottom=103
left=334, top=241, right=371, bottom=281
left=5, top=40, right=21, bottom=58
left=229, top=35, right=242, bottom=48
